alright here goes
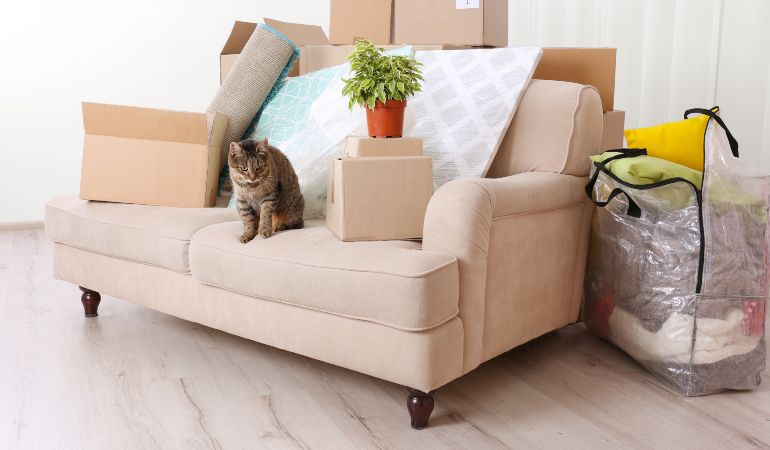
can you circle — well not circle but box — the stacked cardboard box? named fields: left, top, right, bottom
left=326, top=138, right=433, bottom=241
left=392, top=0, right=508, bottom=46
left=328, top=0, right=507, bottom=46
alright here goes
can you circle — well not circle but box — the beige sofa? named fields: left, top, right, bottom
left=45, top=80, right=603, bottom=429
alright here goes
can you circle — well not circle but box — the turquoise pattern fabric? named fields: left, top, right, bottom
left=242, top=64, right=348, bottom=147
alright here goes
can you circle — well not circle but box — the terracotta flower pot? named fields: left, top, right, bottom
left=366, top=99, right=406, bottom=138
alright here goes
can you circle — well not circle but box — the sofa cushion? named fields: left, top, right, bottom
left=189, top=221, right=459, bottom=331
left=45, top=196, right=237, bottom=273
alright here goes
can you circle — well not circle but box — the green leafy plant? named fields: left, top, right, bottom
left=341, top=39, right=424, bottom=110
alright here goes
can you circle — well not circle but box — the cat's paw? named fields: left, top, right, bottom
left=258, top=225, right=274, bottom=239
left=240, top=230, right=257, bottom=243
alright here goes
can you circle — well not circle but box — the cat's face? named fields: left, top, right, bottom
left=228, top=139, right=272, bottom=186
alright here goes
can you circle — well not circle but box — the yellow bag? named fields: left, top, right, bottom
left=624, top=107, right=719, bottom=171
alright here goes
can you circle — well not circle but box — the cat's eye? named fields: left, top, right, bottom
left=239, top=165, right=247, bottom=172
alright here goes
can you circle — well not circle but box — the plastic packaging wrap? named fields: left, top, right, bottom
left=584, top=110, right=768, bottom=396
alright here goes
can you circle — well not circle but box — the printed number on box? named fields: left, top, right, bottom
left=456, top=0, right=480, bottom=9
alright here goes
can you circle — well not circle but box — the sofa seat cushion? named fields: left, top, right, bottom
left=45, top=196, right=237, bottom=273
left=189, top=221, right=459, bottom=331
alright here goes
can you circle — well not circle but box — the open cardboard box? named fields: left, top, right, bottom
left=79, top=103, right=228, bottom=208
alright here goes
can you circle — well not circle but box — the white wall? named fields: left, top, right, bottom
left=2, top=0, right=769, bottom=223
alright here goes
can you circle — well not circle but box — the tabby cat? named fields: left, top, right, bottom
left=228, top=139, right=304, bottom=242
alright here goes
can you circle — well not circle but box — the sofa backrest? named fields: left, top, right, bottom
left=486, top=80, right=603, bottom=179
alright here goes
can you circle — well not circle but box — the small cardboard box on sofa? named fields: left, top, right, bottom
left=327, top=137, right=432, bottom=241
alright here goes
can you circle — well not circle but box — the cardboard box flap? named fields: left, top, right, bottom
left=205, top=112, right=229, bottom=147
left=221, top=21, right=258, bottom=55
left=264, top=18, right=330, bottom=46
left=82, top=102, right=210, bottom=145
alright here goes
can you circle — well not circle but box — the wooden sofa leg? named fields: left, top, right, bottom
left=79, top=287, right=101, bottom=317
left=407, top=388, right=435, bottom=430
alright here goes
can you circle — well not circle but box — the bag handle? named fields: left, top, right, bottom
left=593, top=188, right=642, bottom=218
left=585, top=149, right=646, bottom=218
left=684, top=107, right=739, bottom=158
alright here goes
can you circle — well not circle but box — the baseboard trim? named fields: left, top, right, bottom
left=0, top=221, right=44, bottom=232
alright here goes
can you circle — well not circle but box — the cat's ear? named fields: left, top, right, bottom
left=229, top=142, right=241, bottom=157
left=262, top=138, right=269, bottom=147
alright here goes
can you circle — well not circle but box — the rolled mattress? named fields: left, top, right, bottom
left=207, top=23, right=298, bottom=167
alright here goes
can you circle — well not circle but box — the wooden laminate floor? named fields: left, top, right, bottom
left=1, top=230, right=769, bottom=449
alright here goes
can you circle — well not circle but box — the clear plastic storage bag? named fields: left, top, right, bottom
left=584, top=109, right=768, bottom=396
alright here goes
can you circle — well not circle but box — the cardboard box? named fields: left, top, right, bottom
left=601, top=110, right=626, bottom=151
left=345, top=136, right=422, bottom=157
left=534, top=48, right=617, bottom=112
left=219, top=19, right=330, bottom=82
left=299, top=44, right=447, bottom=75
left=79, top=103, right=228, bottom=208
left=326, top=156, right=433, bottom=241
left=329, top=0, right=392, bottom=44
left=392, top=0, right=508, bottom=47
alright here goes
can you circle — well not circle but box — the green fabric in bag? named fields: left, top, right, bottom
left=591, top=152, right=703, bottom=189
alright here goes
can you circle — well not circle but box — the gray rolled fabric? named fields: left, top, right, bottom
left=207, top=24, right=297, bottom=168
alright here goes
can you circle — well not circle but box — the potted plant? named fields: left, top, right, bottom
left=342, top=39, right=424, bottom=138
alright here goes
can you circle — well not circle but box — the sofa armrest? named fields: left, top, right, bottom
left=422, top=171, right=589, bottom=372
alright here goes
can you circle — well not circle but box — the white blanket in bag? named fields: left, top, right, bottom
left=609, top=306, right=761, bottom=365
